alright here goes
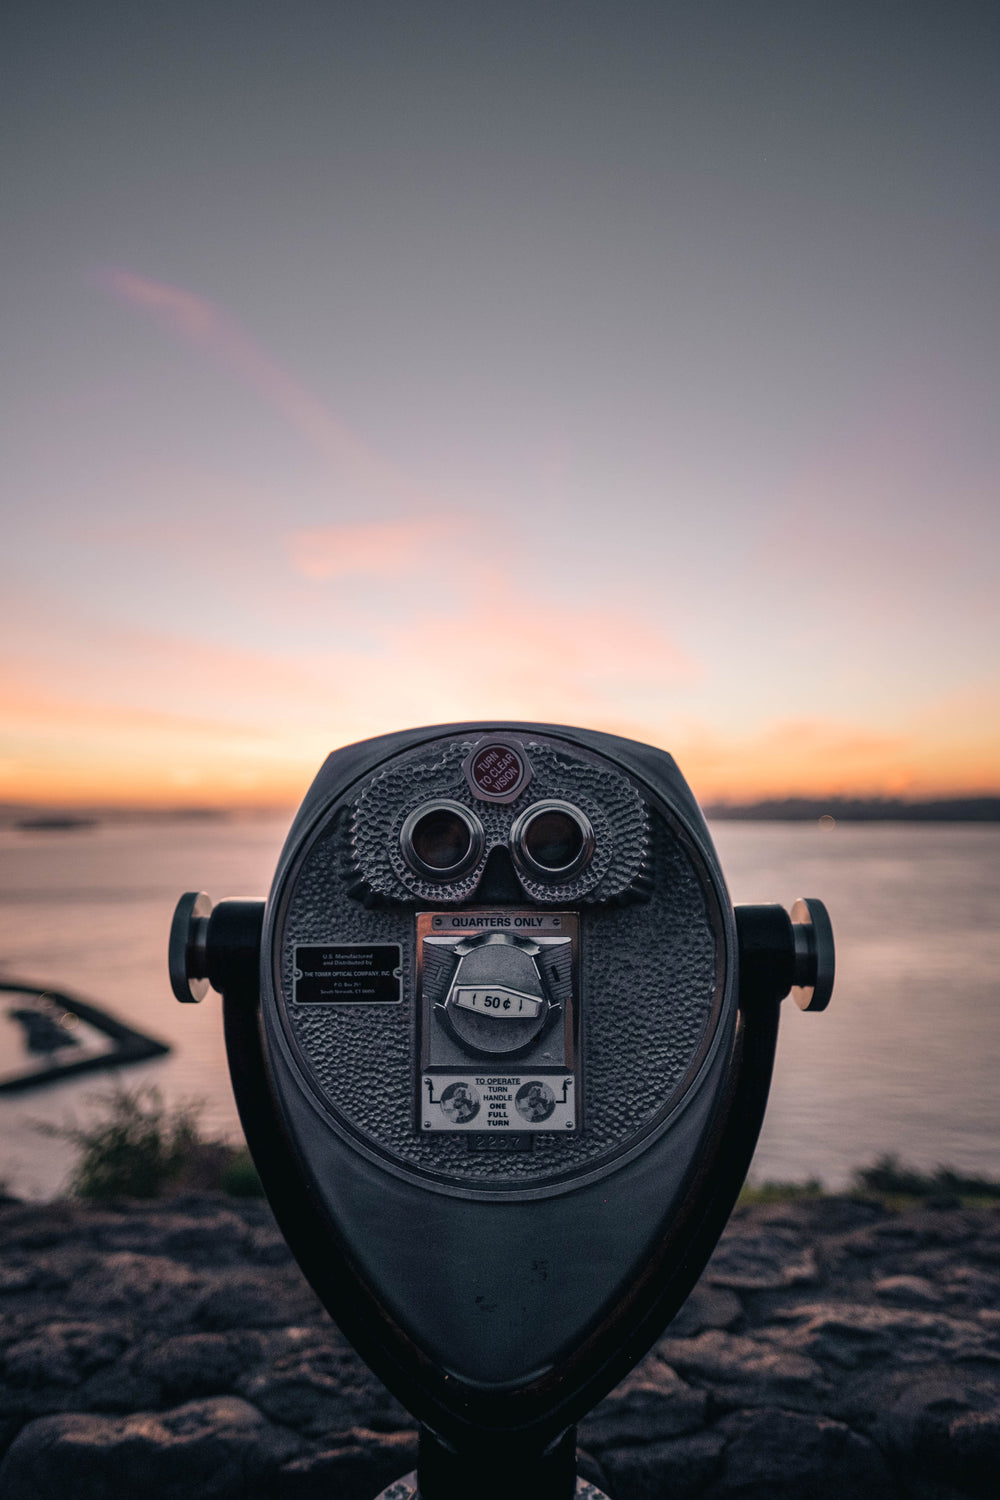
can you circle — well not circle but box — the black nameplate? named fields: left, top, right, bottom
left=294, top=945, right=403, bottom=1004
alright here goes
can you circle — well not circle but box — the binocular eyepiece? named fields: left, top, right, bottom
left=170, top=722, right=833, bottom=1500
left=399, top=796, right=596, bottom=884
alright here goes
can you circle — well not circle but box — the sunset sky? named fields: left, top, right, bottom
left=3, top=2, right=998, bottom=807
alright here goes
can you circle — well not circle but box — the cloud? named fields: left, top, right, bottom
left=0, top=558, right=696, bottom=803
left=286, top=516, right=466, bottom=580
left=5, top=566, right=997, bottom=808
left=281, top=520, right=698, bottom=714
left=100, top=268, right=426, bottom=506
left=377, top=569, right=693, bottom=698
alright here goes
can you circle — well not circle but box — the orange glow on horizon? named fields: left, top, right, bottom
left=3, top=708, right=998, bottom=811
left=4, top=568, right=998, bottom=810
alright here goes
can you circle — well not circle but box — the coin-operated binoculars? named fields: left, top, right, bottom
left=170, top=724, right=833, bottom=1500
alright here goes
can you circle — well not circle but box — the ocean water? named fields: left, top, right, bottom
left=0, top=814, right=997, bottom=1198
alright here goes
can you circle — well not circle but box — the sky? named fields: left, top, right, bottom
left=2, top=1, right=998, bottom=807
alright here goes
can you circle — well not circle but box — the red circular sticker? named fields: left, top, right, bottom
left=470, top=744, right=525, bottom=799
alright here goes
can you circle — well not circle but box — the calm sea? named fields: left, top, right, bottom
left=1, top=815, right=998, bottom=1198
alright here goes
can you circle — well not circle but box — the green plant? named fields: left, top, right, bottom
left=38, top=1084, right=263, bottom=1199
left=738, top=1176, right=825, bottom=1205
left=220, top=1146, right=265, bottom=1198
left=851, top=1154, right=1000, bottom=1203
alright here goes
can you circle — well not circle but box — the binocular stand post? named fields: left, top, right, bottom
left=409, top=1424, right=587, bottom=1500
left=373, top=1427, right=616, bottom=1498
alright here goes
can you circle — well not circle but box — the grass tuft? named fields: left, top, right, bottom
left=851, top=1154, right=1000, bottom=1203
left=36, top=1093, right=1000, bottom=1213
left=739, top=1156, right=1000, bottom=1209
left=37, top=1084, right=264, bottom=1200
left=739, top=1176, right=825, bottom=1205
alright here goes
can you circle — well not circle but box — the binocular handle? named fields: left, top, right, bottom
left=734, top=897, right=834, bottom=1011
left=170, top=891, right=834, bottom=1013
left=169, top=892, right=264, bottom=1004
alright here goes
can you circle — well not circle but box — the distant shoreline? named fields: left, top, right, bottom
left=3, top=796, right=1000, bottom=827
left=0, top=805, right=288, bottom=830
left=704, top=796, right=1000, bottom=822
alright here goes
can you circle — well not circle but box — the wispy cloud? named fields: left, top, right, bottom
left=100, top=268, right=426, bottom=507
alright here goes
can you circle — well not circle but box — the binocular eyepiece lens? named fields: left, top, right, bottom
left=401, top=800, right=485, bottom=879
left=512, top=800, right=594, bottom=879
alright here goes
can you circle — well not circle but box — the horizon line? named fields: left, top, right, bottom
left=4, top=791, right=1000, bottom=826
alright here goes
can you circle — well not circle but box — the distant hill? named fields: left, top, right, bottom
left=0, top=804, right=248, bottom=829
left=704, top=796, right=1000, bottom=822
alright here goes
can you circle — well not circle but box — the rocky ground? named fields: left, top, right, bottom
left=0, top=1191, right=997, bottom=1499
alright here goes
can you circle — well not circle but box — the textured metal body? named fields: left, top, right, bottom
left=266, top=727, right=730, bottom=1193
left=247, top=724, right=742, bottom=1398
left=349, top=734, right=651, bottom=907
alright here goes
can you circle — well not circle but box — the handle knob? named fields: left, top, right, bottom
left=169, top=892, right=265, bottom=1003
left=789, top=897, right=835, bottom=1011
left=735, top=898, right=834, bottom=1011
left=169, top=891, right=213, bottom=1003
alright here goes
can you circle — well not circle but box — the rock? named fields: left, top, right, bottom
left=236, top=1337, right=409, bottom=1438
left=599, top=1430, right=726, bottom=1500
left=774, top=1195, right=885, bottom=1236
left=655, top=1329, right=825, bottom=1409
left=772, top=1300, right=999, bottom=1370
left=0, top=1247, right=81, bottom=1296
left=239, top=1364, right=384, bottom=1440
left=944, top=1265, right=1000, bottom=1306
left=2, top=1195, right=998, bottom=1496
left=834, top=1210, right=972, bottom=1266
left=872, top=1274, right=943, bottom=1307
left=97, top=1208, right=254, bottom=1267
left=78, top=1362, right=162, bottom=1413
left=706, top=1228, right=819, bottom=1291
left=0, top=1261, right=34, bottom=1294
left=3, top=1322, right=126, bottom=1388
left=197, top=1269, right=319, bottom=1330
left=0, top=1396, right=303, bottom=1500
left=711, top=1407, right=896, bottom=1498
left=947, top=1409, right=1000, bottom=1497
left=0, top=1203, right=84, bottom=1250
left=274, top=1428, right=419, bottom=1499
left=666, top=1283, right=744, bottom=1337
left=576, top=1447, right=612, bottom=1493
left=161, top=1214, right=258, bottom=1266
left=67, top=1251, right=206, bottom=1326
left=243, top=1225, right=293, bottom=1266
left=873, top=1369, right=1000, bottom=1489
left=580, top=1363, right=708, bottom=1447
left=136, top=1333, right=247, bottom=1399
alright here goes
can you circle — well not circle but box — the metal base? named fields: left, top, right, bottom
left=374, top=1479, right=609, bottom=1500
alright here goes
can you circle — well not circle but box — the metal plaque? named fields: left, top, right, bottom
left=294, top=944, right=403, bottom=1004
